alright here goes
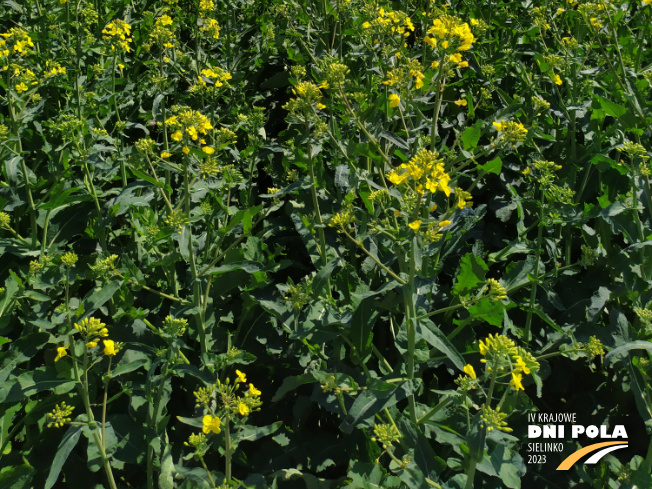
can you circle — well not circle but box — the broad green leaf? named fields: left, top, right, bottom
left=204, top=262, right=261, bottom=276
left=605, top=341, right=652, bottom=363
left=467, top=298, right=504, bottom=327
left=461, top=121, right=482, bottom=151
left=44, top=425, right=82, bottom=489
left=416, top=318, right=465, bottom=370
left=312, top=258, right=340, bottom=300
left=159, top=443, right=175, bottom=489
left=452, top=253, right=489, bottom=296
left=231, top=421, right=282, bottom=445
left=80, top=281, right=122, bottom=318
left=596, top=95, right=627, bottom=118
left=586, top=286, right=610, bottom=321
left=272, top=373, right=316, bottom=402
left=350, top=298, right=379, bottom=359
left=478, top=156, right=502, bottom=175
left=340, top=379, right=420, bottom=433
left=380, top=130, right=409, bottom=150
left=111, top=356, right=148, bottom=377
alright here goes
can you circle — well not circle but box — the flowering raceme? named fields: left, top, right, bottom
left=425, top=15, right=475, bottom=52
left=387, top=149, right=451, bottom=196
left=165, top=107, right=214, bottom=147
left=365, top=8, right=415, bottom=38
left=102, top=20, right=132, bottom=53
left=0, top=28, right=35, bottom=57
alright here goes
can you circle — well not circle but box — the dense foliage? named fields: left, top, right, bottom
left=1, top=0, right=652, bottom=487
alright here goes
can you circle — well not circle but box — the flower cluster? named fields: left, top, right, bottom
left=165, top=209, right=188, bottom=232
left=478, top=334, right=539, bottom=392
left=146, top=14, right=177, bottom=51
left=43, top=61, right=67, bottom=79
left=486, top=278, right=507, bottom=302
left=424, top=15, right=475, bottom=68
left=387, top=149, right=451, bottom=196
left=383, top=58, right=426, bottom=91
left=0, top=28, right=34, bottom=57
left=102, top=20, right=133, bottom=53
left=191, top=370, right=262, bottom=455
left=322, top=61, right=350, bottom=88
left=282, top=81, right=326, bottom=116
left=47, top=402, right=75, bottom=428
left=0, top=212, right=10, bottom=228
left=198, top=0, right=219, bottom=39
left=453, top=187, right=472, bottom=209
left=165, top=106, right=215, bottom=154
left=8, top=65, right=38, bottom=94
left=192, top=66, right=232, bottom=95
left=492, top=120, right=528, bottom=146
left=585, top=336, right=605, bottom=358
left=371, top=423, right=401, bottom=449
left=363, top=8, right=414, bottom=38
left=480, top=405, right=512, bottom=433
left=74, top=317, right=109, bottom=348
left=90, top=254, right=119, bottom=276
left=163, top=316, right=188, bottom=337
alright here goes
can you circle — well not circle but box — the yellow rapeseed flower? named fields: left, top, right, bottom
left=389, top=93, right=400, bottom=108
left=238, top=403, right=250, bottom=416
left=463, top=364, right=476, bottom=379
left=408, top=220, right=421, bottom=231
left=54, top=346, right=68, bottom=362
left=103, top=339, right=118, bottom=356
left=510, top=372, right=524, bottom=391
left=249, top=383, right=261, bottom=396
left=202, top=415, right=221, bottom=434
left=236, top=370, right=246, bottom=383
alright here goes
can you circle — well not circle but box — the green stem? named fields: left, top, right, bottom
left=147, top=366, right=169, bottom=489
left=339, top=227, right=407, bottom=285
left=102, top=357, right=112, bottom=451
left=430, top=67, right=446, bottom=151
left=404, top=241, right=418, bottom=424
left=224, top=414, right=232, bottom=483
left=199, top=455, right=217, bottom=488
left=524, top=190, right=545, bottom=342
left=417, top=397, right=453, bottom=424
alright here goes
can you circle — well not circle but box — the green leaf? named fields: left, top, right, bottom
left=312, top=258, right=340, bottom=300
left=478, top=156, right=502, bottom=175
left=111, top=356, right=148, bottom=377
left=605, top=341, right=652, bottom=363
left=452, top=253, right=489, bottom=296
left=587, top=286, right=610, bottom=321
left=80, top=281, right=122, bottom=318
left=596, top=95, right=627, bottom=118
left=159, top=443, right=175, bottom=489
left=271, top=373, right=316, bottom=402
left=461, top=121, right=482, bottom=151
left=467, top=298, right=505, bottom=327
left=340, top=379, right=420, bottom=433
left=416, top=318, right=464, bottom=370
left=0, top=465, right=34, bottom=489
left=231, top=421, right=282, bottom=444
left=204, top=262, right=261, bottom=276
left=379, top=131, right=409, bottom=150
left=350, top=298, right=379, bottom=359
left=44, top=425, right=82, bottom=489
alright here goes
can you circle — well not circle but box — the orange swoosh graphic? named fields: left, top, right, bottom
left=556, top=441, right=628, bottom=470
